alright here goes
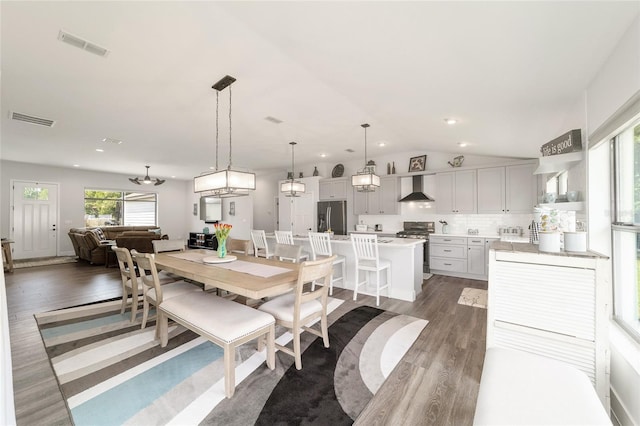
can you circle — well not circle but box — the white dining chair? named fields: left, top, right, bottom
left=274, top=243, right=303, bottom=263
left=308, top=232, right=345, bottom=296
left=274, top=230, right=309, bottom=262
left=250, top=230, right=274, bottom=259
left=131, top=251, right=202, bottom=329
left=258, top=255, right=335, bottom=370
left=351, top=233, right=390, bottom=306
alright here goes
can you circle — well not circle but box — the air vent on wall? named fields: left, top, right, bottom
left=345, top=148, right=355, bottom=153
left=264, top=116, right=283, bottom=124
left=58, top=30, right=110, bottom=57
left=10, top=111, right=56, bottom=127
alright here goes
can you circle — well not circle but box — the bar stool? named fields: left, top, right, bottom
left=250, top=230, right=273, bottom=259
left=351, top=233, right=390, bottom=306
left=308, top=232, right=345, bottom=296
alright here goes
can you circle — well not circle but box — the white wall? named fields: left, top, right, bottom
left=585, top=14, right=640, bottom=426
left=0, top=160, right=193, bottom=255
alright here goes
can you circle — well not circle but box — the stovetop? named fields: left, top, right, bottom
left=396, top=221, right=435, bottom=238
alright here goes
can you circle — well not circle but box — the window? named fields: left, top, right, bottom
left=84, top=189, right=157, bottom=227
left=611, top=117, right=640, bottom=341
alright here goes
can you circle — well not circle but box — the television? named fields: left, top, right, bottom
left=200, top=197, right=222, bottom=223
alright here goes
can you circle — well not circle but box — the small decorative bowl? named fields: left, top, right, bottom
left=543, top=192, right=557, bottom=203
left=566, top=191, right=579, bottom=202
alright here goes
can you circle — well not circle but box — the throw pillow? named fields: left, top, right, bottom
left=94, top=228, right=107, bottom=241
left=149, top=228, right=161, bottom=235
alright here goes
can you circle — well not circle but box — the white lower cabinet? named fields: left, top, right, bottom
left=430, top=236, right=498, bottom=280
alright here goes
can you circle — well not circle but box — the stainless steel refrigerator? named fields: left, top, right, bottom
left=317, top=200, right=347, bottom=235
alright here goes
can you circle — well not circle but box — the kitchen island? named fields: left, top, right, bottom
left=266, top=235, right=425, bottom=302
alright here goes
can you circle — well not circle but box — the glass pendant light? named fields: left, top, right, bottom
left=280, top=141, right=306, bottom=197
left=194, top=75, right=256, bottom=197
left=351, top=123, right=380, bottom=192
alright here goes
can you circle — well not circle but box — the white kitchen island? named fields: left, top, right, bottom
left=266, top=235, right=425, bottom=302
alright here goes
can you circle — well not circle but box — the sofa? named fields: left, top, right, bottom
left=68, top=226, right=167, bottom=265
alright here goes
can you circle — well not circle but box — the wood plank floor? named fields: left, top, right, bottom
left=6, top=262, right=487, bottom=425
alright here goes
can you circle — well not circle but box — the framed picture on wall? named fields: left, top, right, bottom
left=409, top=155, right=427, bottom=172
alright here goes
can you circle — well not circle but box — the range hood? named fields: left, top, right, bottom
left=399, top=175, right=435, bottom=202
left=533, top=151, right=583, bottom=174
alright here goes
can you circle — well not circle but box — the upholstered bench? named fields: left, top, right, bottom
left=157, top=292, right=275, bottom=398
left=473, top=347, right=611, bottom=425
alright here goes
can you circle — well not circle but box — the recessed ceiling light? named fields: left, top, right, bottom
left=320, top=153, right=327, bottom=158
left=95, top=148, right=104, bottom=152
left=458, top=142, right=468, bottom=147
left=445, top=118, right=457, bottom=125
left=378, top=142, right=386, bottom=147
left=209, top=166, right=215, bottom=170
left=73, top=164, right=80, bottom=167
left=171, top=175, right=176, bottom=178
left=102, top=137, right=122, bottom=144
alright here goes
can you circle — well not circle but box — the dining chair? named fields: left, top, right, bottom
left=250, top=230, right=274, bottom=259
left=112, top=246, right=144, bottom=322
left=274, top=243, right=303, bottom=263
left=351, top=234, right=390, bottom=306
left=308, top=232, right=346, bottom=296
left=152, top=239, right=186, bottom=254
left=131, top=251, right=202, bottom=329
left=258, top=255, right=335, bottom=370
left=227, top=238, right=250, bottom=255
left=274, top=230, right=309, bottom=261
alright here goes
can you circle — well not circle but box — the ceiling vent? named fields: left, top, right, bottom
left=345, top=148, right=355, bottom=153
left=10, top=111, right=56, bottom=127
left=58, top=30, right=110, bottom=57
left=102, top=137, right=123, bottom=145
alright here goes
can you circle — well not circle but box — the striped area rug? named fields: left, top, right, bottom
left=36, top=298, right=428, bottom=425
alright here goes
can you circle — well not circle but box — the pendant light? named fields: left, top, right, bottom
left=129, top=165, right=165, bottom=186
left=194, top=75, right=256, bottom=197
left=280, top=141, right=306, bottom=197
left=351, top=123, right=380, bottom=192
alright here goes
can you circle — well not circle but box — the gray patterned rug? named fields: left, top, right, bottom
left=36, top=297, right=428, bottom=425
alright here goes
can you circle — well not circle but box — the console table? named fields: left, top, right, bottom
left=188, top=232, right=217, bottom=250
left=2, top=239, right=14, bottom=272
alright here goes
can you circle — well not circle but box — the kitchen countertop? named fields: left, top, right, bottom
left=431, top=232, right=501, bottom=239
left=273, top=234, right=424, bottom=247
left=490, top=241, right=608, bottom=259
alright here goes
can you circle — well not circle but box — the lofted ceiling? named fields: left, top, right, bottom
left=1, top=1, right=639, bottom=180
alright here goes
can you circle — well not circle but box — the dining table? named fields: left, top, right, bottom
left=153, top=249, right=300, bottom=299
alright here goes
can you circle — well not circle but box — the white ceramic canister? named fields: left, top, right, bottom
left=564, top=231, right=587, bottom=252
left=538, top=231, right=561, bottom=252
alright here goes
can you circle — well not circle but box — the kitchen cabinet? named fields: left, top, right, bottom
left=430, top=235, right=498, bottom=280
left=319, top=178, right=348, bottom=200
left=477, top=163, right=537, bottom=214
left=429, top=236, right=467, bottom=273
left=436, top=170, right=477, bottom=214
left=353, top=176, right=400, bottom=215
left=467, top=237, right=486, bottom=275
left=488, top=247, right=610, bottom=409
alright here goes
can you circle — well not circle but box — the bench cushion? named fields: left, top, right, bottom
left=160, top=292, right=275, bottom=344
left=474, top=347, right=611, bottom=425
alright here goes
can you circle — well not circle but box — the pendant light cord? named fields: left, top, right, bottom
left=215, top=91, right=219, bottom=171
left=364, top=125, right=368, bottom=167
left=228, top=85, right=233, bottom=169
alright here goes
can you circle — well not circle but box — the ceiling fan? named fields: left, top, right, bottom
left=129, top=165, right=165, bottom=186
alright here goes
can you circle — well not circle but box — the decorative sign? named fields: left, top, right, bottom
left=540, top=129, right=582, bottom=157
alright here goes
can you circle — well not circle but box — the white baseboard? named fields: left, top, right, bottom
left=611, top=386, right=634, bottom=426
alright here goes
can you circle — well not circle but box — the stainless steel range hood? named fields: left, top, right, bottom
left=399, top=175, right=435, bottom=202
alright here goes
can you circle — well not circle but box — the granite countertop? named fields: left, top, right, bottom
left=431, top=232, right=501, bottom=239
left=490, top=241, right=609, bottom=259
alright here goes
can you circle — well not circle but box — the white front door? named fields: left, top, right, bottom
left=12, top=181, right=58, bottom=259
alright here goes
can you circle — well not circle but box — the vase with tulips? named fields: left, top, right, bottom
left=214, top=223, right=232, bottom=258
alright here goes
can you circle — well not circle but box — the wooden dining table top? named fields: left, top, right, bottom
left=153, top=249, right=300, bottom=299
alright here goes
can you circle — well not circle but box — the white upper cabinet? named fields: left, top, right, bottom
left=319, top=178, right=348, bottom=200
left=436, top=170, right=477, bottom=214
left=477, top=163, right=536, bottom=214
left=353, top=176, right=399, bottom=215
